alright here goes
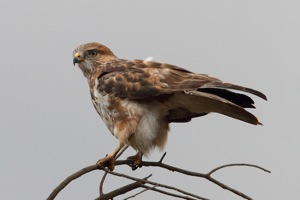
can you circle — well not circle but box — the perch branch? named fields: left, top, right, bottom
left=47, top=152, right=270, bottom=200
left=46, top=165, right=98, bottom=200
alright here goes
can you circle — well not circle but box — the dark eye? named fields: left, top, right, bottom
left=87, top=50, right=98, bottom=57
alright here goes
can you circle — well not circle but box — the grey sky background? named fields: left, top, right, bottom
left=1, top=1, right=299, bottom=199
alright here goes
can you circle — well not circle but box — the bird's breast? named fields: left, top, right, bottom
left=90, top=81, right=139, bottom=136
left=91, top=89, right=115, bottom=134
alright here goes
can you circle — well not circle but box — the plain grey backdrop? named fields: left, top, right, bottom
left=1, top=1, right=299, bottom=199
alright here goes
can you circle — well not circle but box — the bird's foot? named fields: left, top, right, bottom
left=96, top=155, right=115, bottom=171
left=127, top=153, right=143, bottom=170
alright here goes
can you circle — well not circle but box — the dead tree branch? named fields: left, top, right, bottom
left=99, top=171, right=107, bottom=196
left=100, top=168, right=207, bottom=200
left=47, top=165, right=98, bottom=200
left=124, top=184, right=157, bottom=200
left=95, top=175, right=151, bottom=200
left=47, top=152, right=270, bottom=200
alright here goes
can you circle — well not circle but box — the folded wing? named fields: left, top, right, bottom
left=97, top=59, right=267, bottom=125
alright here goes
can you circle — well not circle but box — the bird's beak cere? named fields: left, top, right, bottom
left=73, top=52, right=83, bottom=66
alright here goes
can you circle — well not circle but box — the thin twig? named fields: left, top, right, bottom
left=124, top=184, right=158, bottom=200
left=159, top=152, right=167, bottom=163
left=141, top=185, right=200, bottom=200
left=206, top=176, right=252, bottom=200
left=95, top=181, right=142, bottom=200
left=99, top=172, right=107, bottom=195
left=96, top=174, right=151, bottom=200
left=207, top=163, right=271, bottom=175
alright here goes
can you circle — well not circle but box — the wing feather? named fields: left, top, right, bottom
left=96, top=59, right=266, bottom=125
left=97, top=60, right=173, bottom=99
left=97, top=59, right=266, bottom=103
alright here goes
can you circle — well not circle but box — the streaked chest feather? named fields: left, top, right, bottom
left=90, top=79, right=169, bottom=154
left=91, top=89, right=115, bottom=133
left=90, top=79, right=143, bottom=133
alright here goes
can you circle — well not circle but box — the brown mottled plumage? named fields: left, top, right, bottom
left=73, top=42, right=267, bottom=170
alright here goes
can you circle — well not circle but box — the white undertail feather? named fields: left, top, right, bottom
left=126, top=102, right=169, bottom=156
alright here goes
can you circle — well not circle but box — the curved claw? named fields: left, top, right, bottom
left=97, top=155, right=115, bottom=171
left=127, top=152, right=143, bottom=170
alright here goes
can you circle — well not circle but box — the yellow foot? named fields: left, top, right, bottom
left=127, top=153, right=143, bottom=170
left=96, top=155, right=115, bottom=171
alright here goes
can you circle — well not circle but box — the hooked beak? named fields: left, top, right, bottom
left=73, top=52, right=82, bottom=66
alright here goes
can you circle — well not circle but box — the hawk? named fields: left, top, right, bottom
left=73, top=42, right=267, bottom=170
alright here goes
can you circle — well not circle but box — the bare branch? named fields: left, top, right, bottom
left=101, top=168, right=208, bottom=200
left=159, top=152, right=167, bottom=163
left=205, top=176, right=252, bottom=200
left=141, top=185, right=200, bottom=200
left=203, top=163, right=270, bottom=200
left=113, top=159, right=270, bottom=199
left=46, top=165, right=98, bottom=200
left=99, top=172, right=107, bottom=195
left=96, top=174, right=151, bottom=200
left=47, top=153, right=271, bottom=200
left=114, top=159, right=207, bottom=177
left=207, top=163, right=271, bottom=176
left=95, top=181, right=143, bottom=200
left=124, top=185, right=158, bottom=200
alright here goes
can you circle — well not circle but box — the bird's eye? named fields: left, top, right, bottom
left=88, top=50, right=98, bottom=57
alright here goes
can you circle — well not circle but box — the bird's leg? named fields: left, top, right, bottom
left=127, top=152, right=143, bottom=170
left=96, top=143, right=124, bottom=171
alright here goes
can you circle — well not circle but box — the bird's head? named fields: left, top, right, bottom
left=73, top=42, right=116, bottom=78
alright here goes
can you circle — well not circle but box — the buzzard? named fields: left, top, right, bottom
left=73, top=42, right=267, bottom=170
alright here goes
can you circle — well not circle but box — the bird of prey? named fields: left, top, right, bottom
left=73, top=42, right=267, bottom=170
